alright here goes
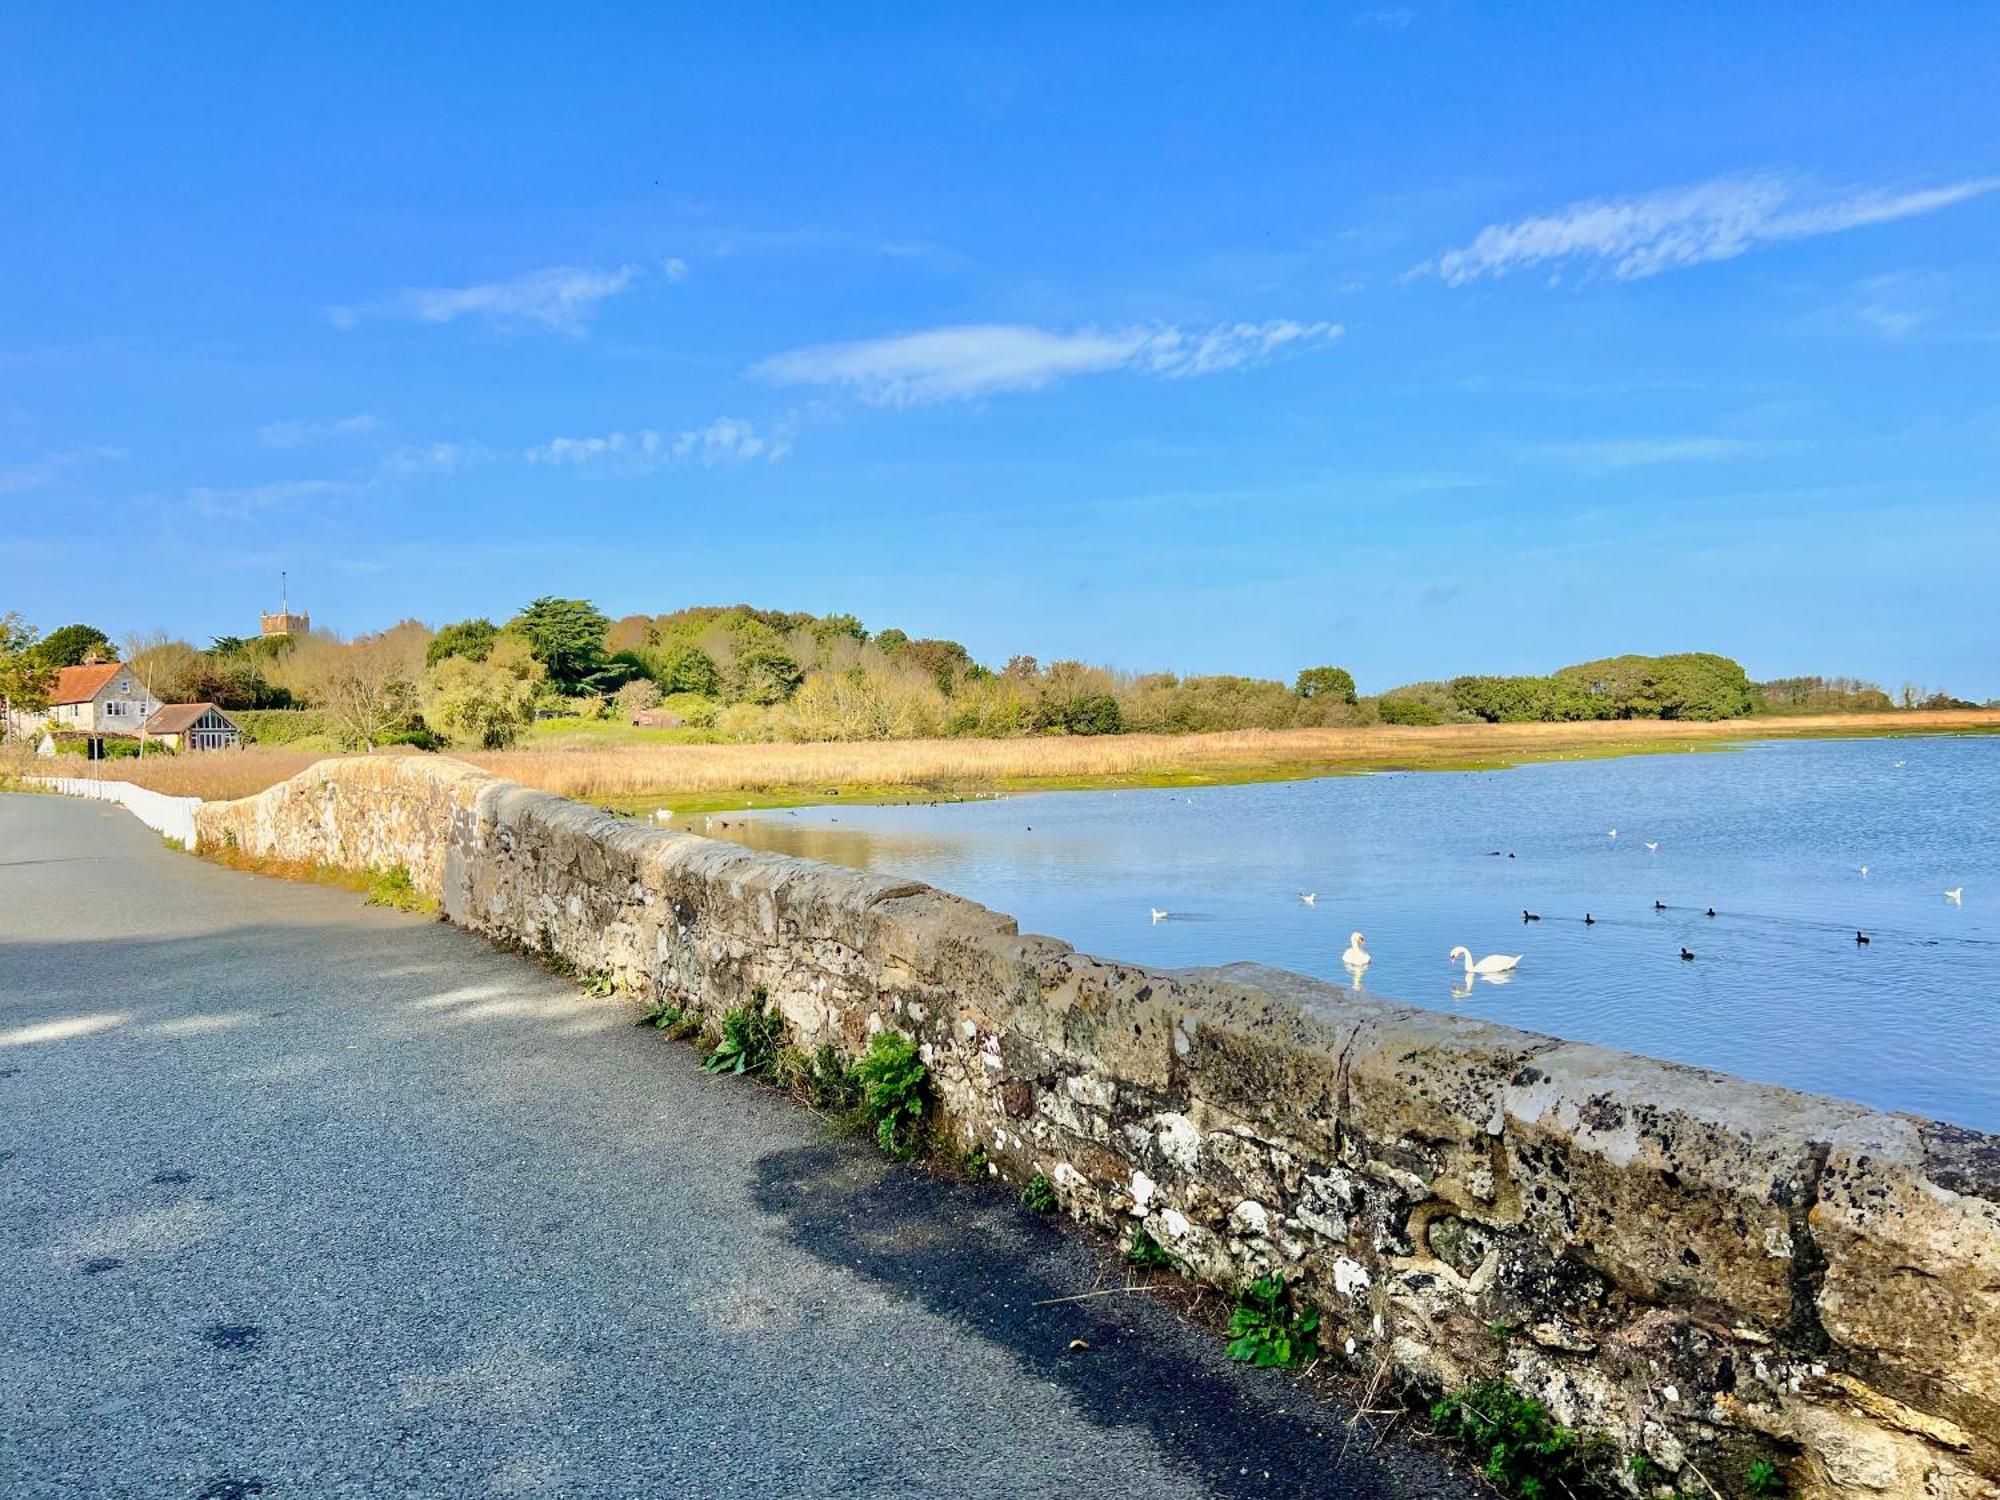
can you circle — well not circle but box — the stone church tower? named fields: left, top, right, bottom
left=260, top=573, right=309, bottom=638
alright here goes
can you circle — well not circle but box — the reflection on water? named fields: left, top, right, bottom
left=703, top=735, right=2000, bottom=1131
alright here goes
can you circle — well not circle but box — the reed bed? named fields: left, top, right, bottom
left=6, top=746, right=333, bottom=802
left=464, top=708, right=2000, bottom=803
left=9, top=708, right=1991, bottom=807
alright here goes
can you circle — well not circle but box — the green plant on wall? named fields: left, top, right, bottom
left=853, top=1030, right=926, bottom=1158
left=1127, top=1227, right=1175, bottom=1269
left=703, top=991, right=784, bottom=1076
left=1428, top=1379, right=1608, bottom=1498
left=1744, top=1457, right=1785, bottom=1497
left=1225, top=1274, right=1320, bottom=1369
left=1020, top=1172, right=1056, bottom=1213
left=363, top=866, right=434, bottom=913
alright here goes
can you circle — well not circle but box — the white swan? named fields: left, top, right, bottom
left=1299, top=892, right=1316, bottom=906
left=1607, top=828, right=1618, bottom=839
left=1858, top=864, right=1869, bottom=877
left=1945, top=888, right=1964, bottom=904
left=1150, top=908, right=1169, bottom=923
left=1449, top=945, right=1521, bottom=977
left=1644, top=841, right=1660, bottom=853
left=1342, top=931, right=1371, bottom=968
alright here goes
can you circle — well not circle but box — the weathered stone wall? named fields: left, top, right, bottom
left=197, top=757, right=2000, bottom=1499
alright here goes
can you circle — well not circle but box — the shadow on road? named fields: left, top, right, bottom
left=753, top=1143, right=1469, bottom=1500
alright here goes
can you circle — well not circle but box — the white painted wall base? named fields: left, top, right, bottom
left=30, top=777, right=201, bottom=849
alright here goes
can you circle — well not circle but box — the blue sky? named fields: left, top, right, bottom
left=4, top=4, right=1997, bottom=696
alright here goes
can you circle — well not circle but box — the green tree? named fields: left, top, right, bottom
left=1554, top=652, right=1754, bottom=721
left=899, top=638, right=975, bottom=693
left=1294, top=665, right=1358, bottom=704
left=32, top=622, right=112, bottom=668
left=734, top=645, right=804, bottom=705
left=648, top=639, right=721, bottom=697
left=508, top=598, right=615, bottom=692
left=2, top=612, right=55, bottom=740
left=427, top=618, right=499, bottom=667
left=419, top=643, right=541, bottom=749
left=813, top=612, right=869, bottom=647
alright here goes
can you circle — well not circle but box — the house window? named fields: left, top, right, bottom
left=105, top=699, right=127, bottom=717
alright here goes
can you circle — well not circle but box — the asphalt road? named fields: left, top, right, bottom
left=0, top=793, right=1478, bottom=1500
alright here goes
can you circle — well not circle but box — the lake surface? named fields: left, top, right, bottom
left=706, top=735, right=2000, bottom=1132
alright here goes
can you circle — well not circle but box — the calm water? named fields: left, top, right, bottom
left=707, top=736, right=2000, bottom=1131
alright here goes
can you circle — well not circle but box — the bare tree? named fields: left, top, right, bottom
left=272, top=625, right=429, bottom=751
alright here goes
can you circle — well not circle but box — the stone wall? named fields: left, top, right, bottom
left=197, top=757, right=2000, bottom=1499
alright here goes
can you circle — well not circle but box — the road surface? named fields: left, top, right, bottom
left=0, top=792, right=1476, bottom=1499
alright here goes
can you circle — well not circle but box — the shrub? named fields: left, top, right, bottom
left=234, top=708, right=330, bottom=745
left=363, top=866, right=433, bottom=913
left=1745, top=1457, right=1786, bottom=1496
left=1225, top=1274, right=1320, bottom=1368
left=615, top=678, right=663, bottom=718
left=1127, top=1227, right=1176, bottom=1269
left=1020, top=1173, right=1057, bottom=1212
left=1378, top=694, right=1446, bottom=726
left=658, top=692, right=720, bottom=729
left=703, top=992, right=784, bottom=1076
left=853, top=1030, right=926, bottom=1157
left=1428, top=1379, right=1606, bottom=1498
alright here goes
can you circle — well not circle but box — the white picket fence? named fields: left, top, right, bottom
left=30, top=776, right=202, bottom=849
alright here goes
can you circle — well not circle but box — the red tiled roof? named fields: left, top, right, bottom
left=145, top=702, right=233, bottom=735
left=50, top=662, right=125, bottom=705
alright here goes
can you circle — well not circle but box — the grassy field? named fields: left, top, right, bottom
left=15, top=707, right=1990, bottom=812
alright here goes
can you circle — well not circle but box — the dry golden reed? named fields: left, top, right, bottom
left=27, top=708, right=1994, bottom=805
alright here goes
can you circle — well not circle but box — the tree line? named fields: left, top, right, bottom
left=0, top=602, right=1986, bottom=756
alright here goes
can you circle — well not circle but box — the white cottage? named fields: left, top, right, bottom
left=37, top=662, right=162, bottom=734
left=7, top=662, right=243, bottom=754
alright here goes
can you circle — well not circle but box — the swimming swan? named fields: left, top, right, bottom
left=1299, top=892, right=1316, bottom=905
left=1150, top=908, right=1169, bottom=923
left=1945, top=888, right=1964, bottom=904
left=1448, top=945, right=1520, bottom=977
left=1342, top=932, right=1371, bottom=968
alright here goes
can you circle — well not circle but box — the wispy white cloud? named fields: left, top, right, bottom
left=379, top=440, right=493, bottom=476
left=0, top=446, right=122, bottom=495
left=698, top=228, right=955, bottom=264
left=260, top=413, right=378, bottom=448
left=184, top=478, right=354, bottom=521
left=524, top=416, right=791, bottom=473
left=1518, top=436, right=1778, bottom=472
left=751, top=319, right=1341, bottom=405
left=329, top=264, right=641, bottom=335
left=661, top=256, right=689, bottom=282
left=1420, top=174, right=2000, bottom=285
